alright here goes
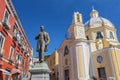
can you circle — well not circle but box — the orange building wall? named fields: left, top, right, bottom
left=0, top=0, right=32, bottom=79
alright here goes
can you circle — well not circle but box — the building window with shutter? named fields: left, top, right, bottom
left=13, top=24, right=17, bottom=33
left=9, top=46, right=14, bottom=60
left=5, top=74, right=9, bottom=80
left=3, top=9, right=9, bottom=24
left=16, top=53, right=22, bottom=64
left=0, top=33, right=5, bottom=54
left=0, top=33, right=5, bottom=48
left=16, top=52, right=19, bottom=61
left=19, top=55, right=22, bottom=64
left=96, top=31, right=103, bottom=39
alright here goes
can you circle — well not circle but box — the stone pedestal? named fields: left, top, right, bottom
left=29, top=61, right=51, bottom=80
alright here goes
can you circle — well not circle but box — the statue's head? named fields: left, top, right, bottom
left=40, top=26, right=44, bottom=32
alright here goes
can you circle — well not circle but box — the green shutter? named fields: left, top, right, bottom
left=20, top=55, right=22, bottom=63
left=19, top=55, right=21, bottom=62
left=6, top=0, right=9, bottom=3
left=19, top=76, right=22, bottom=80
left=4, top=10, right=9, bottom=23
left=0, top=35, right=4, bottom=48
left=18, top=54, right=20, bottom=60
left=5, top=75, right=9, bottom=80
left=13, top=25, right=17, bottom=33
left=9, top=47, right=14, bottom=59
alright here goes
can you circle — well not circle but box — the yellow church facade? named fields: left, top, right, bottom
left=58, top=8, right=120, bottom=80
left=46, top=50, right=59, bottom=80
left=46, top=8, right=120, bottom=80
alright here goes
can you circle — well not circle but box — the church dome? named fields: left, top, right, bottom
left=85, top=8, right=114, bottom=31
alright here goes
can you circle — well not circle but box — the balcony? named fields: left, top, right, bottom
left=2, top=21, right=10, bottom=30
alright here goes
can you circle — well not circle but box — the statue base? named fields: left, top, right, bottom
left=29, top=61, right=51, bottom=80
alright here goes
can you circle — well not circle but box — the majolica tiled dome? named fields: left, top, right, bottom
left=85, top=8, right=114, bottom=31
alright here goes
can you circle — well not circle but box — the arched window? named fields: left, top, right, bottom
left=64, top=46, right=69, bottom=56
left=86, top=36, right=89, bottom=40
left=77, top=14, right=80, bottom=22
left=96, top=31, right=103, bottom=39
left=110, top=31, right=114, bottom=39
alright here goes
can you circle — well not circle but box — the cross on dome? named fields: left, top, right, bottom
left=90, top=6, right=99, bottom=18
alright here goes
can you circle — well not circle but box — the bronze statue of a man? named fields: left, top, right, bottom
left=35, top=26, right=50, bottom=62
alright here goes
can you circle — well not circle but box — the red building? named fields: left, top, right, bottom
left=0, top=0, right=33, bottom=80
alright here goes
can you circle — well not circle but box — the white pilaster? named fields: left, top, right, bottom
left=70, top=46, right=75, bottom=80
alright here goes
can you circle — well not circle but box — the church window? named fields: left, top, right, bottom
left=110, top=31, right=114, bottom=39
left=96, top=31, right=103, bottom=39
left=86, top=36, right=89, bottom=40
left=64, top=46, right=69, bottom=56
left=77, top=14, right=80, bottom=22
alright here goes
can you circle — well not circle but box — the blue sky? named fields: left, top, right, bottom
left=12, top=0, right=120, bottom=57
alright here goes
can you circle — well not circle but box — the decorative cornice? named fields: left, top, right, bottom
left=7, top=0, right=32, bottom=49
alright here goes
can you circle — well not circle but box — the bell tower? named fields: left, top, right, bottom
left=72, top=12, right=83, bottom=24
left=68, top=12, right=86, bottom=39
